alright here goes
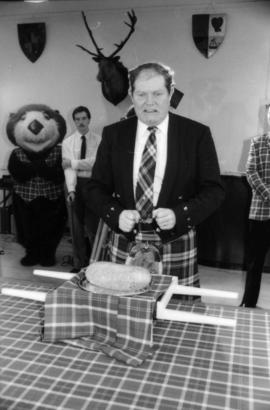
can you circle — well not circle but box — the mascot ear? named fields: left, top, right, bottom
left=6, top=120, right=17, bottom=146
left=6, top=107, right=27, bottom=146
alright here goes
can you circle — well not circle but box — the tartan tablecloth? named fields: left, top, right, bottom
left=41, top=273, right=173, bottom=366
left=1, top=279, right=270, bottom=410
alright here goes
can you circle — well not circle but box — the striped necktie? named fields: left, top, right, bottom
left=80, top=135, right=86, bottom=159
left=135, top=126, right=157, bottom=221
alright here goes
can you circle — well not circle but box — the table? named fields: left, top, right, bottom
left=1, top=279, right=270, bottom=410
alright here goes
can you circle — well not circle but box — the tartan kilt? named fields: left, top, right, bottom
left=107, top=228, right=200, bottom=291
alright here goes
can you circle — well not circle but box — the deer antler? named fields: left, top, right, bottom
left=76, top=11, right=105, bottom=58
left=76, top=10, right=137, bottom=60
left=109, top=9, right=137, bottom=58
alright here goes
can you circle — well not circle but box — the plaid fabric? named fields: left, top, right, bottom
left=109, top=229, right=200, bottom=295
left=12, top=145, right=64, bottom=202
left=135, top=127, right=157, bottom=220
left=41, top=272, right=173, bottom=366
left=1, top=279, right=270, bottom=410
left=246, top=133, right=270, bottom=220
left=135, top=228, right=161, bottom=242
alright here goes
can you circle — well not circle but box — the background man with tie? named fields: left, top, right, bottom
left=84, top=62, right=224, bottom=290
left=62, top=106, right=101, bottom=272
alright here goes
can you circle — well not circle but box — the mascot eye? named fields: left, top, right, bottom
left=43, top=112, right=51, bottom=120
left=20, top=114, right=26, bottom=121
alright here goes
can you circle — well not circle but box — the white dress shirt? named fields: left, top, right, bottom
left=62, top=129, right=101, bottom=193
left=133, top=116, right=168, bottom=206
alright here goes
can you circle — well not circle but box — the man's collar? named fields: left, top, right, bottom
left=157, top=115, right=169, bottom=134
left=137, top=115, right=169, bottom=134
left=77, top=129, right=90, bottom=137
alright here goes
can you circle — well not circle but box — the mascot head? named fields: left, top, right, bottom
left=6, top=104, right=66, bottom=153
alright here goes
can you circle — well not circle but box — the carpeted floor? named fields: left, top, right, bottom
left=0, top=233, right=74, bottom=282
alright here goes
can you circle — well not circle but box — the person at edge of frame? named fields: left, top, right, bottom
left=240, top=104, right=270, bottom=308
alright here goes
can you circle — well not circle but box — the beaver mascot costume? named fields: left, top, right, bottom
left=7, top=104, right=67, bottom=267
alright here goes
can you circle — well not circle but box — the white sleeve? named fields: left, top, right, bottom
left=62, top=139, right=77, bottom=192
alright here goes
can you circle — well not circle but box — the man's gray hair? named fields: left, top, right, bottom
left=128, top=62, right=175, bottom=95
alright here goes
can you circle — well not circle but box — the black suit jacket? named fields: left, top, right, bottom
left=84, top=112, right=225, bottom=243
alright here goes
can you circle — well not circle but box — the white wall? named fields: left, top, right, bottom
left=0, top=0, right=270, bottom=175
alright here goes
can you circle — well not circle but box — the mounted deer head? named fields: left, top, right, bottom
left=77, top=10, right=137, bottom=106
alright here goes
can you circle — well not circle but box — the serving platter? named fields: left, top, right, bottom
left=1, top=269, right=239, bottom=327
left=78, top=277, right=152, bottom=296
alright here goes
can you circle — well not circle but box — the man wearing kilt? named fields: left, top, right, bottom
left=84, top=62, right=224, bottom=293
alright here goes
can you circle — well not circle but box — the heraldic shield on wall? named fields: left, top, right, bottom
left=17, top=23, right=46, bottom=63
left=192, top=14, right=226, bottom=58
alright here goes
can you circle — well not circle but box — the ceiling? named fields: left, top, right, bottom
left=1, top=0, right=269, bottom=2
left=1, top=0, right=269, bottom=8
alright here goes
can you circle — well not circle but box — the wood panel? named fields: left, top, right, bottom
left=198, top=175, right=270, bottom=272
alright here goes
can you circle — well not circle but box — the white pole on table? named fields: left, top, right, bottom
left=33, top=270, right=76, bottom=281
left=1, top=288, right=46, bottom=302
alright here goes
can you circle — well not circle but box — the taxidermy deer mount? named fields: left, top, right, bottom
left=77, top=9, right=137, bottom=106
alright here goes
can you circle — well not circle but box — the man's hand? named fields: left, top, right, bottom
left=153, top=208, right=176, bottom=230
left=119, top=210, right=140, bottom=232
left=67, top=191, right=75, bottom=203
left=62, top=158, right=71, bottom=169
